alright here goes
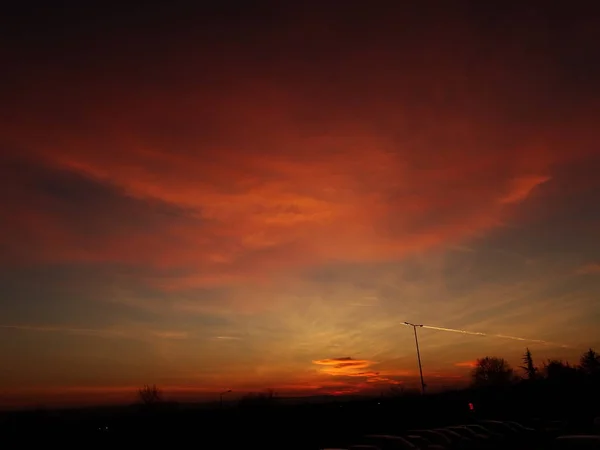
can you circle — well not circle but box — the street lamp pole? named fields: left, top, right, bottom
left=404, top=322, right=426, bottom=394
left=220, top=389, right=232, bottom=408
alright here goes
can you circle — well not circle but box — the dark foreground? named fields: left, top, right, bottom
left=2, top=388, right=599, bottom=449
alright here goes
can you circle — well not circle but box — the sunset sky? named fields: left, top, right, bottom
left=1, top=2, right=599, bottom=408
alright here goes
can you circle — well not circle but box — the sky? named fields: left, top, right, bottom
left=1, top=1, right=599, bottom=409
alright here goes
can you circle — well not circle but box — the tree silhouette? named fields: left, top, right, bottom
left=543, top=359, right=578, bottom=382
left=138, top=384, right=163, bottom=405
left=519, top=348, right=538, bottom=380
left=471, top=356, right=514, bottom=388
left=579, top=348, right=600, bottom=376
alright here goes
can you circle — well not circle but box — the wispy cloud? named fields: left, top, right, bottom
left=454, top=361, right=477, bottom=368
left=0, top=324, right=125, bottom=338
left=0, top=324, right=194, bottom=341
left=576, top=263, right=600, bottom=275
left=151, top=330, right=189, bottom=340
left=499, top=175, right=551, bottom=204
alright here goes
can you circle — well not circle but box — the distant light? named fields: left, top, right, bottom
left=377, top=402, right=381, bottom=405
left=468, top=402, right=475, bottom=411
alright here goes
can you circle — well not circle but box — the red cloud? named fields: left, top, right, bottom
left=1, top=6, right=597, bottom=297
left=0, top=127, right=561, bottom=291
left=499, top=175, right=551, bottom=204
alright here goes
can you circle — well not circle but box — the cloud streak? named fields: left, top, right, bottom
left=0, top=324, right=125, bottom=338
left=454, top=361, right=478, bottom=368
left=576, top=263, right=600, bottom=275
left=0, top=324, right=198, bottom=341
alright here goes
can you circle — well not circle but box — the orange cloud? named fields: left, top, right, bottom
left=313, top=357, right=409, bottom=386
left=313, top=357, right=373, bottom=375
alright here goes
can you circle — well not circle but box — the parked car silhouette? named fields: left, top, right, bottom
left=362, top=434, right=419, bottom=450
left=554, top=435, right=600, bottom=450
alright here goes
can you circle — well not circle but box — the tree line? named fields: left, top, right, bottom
left=471, top=347, right=600, bottom=387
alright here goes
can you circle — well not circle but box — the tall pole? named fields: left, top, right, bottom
left=404, top=322, right=426, bottom=394
left=220, top=389, right=232, bottom=408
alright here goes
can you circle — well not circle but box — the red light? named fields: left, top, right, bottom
left=468, top=402, right=474, bottom=411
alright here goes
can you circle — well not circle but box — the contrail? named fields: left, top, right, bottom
left=421, top=325, right=487, bottom=337
left=409, top=324, right=571, bottom=348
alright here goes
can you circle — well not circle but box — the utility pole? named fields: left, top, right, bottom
left=404, top=322, right=426, bottom=394
left=220, top=389, right=232, bottom=408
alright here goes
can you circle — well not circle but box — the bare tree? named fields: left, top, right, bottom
left=138, top=384, right=163, bottom=405
left=520, top=348, right=538, bottom=380
left=471, top=356, right=514, bottom=388
left=239, top=389, right=278, bottom=408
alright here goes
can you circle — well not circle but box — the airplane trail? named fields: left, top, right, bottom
left=421, top=325, right=487, bottom=337
left=413, top=324, right=571, bottom=348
